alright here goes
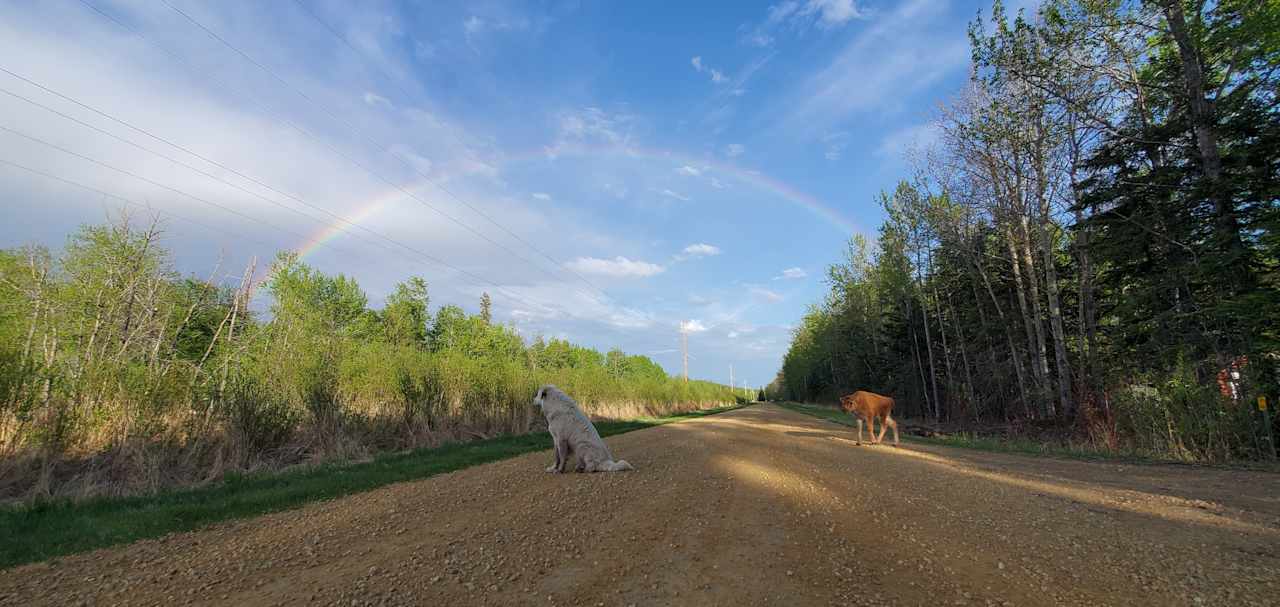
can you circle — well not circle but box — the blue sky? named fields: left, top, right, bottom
left=0, top=0, right=1027, bottom=388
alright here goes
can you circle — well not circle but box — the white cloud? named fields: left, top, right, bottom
left=727, top=331, right=740, bottom=339
left=822, top=131, right=849, bottom=161
left=774, top=267, right=808, bottom=280
left=544, top=107, right=635, bottom=158
left=500, top=282, right=656, bottom=329
left=743, top=31, right=774, bottom=47
left=566, top=256, right=665, bottom=277
left=724, top=143, right=745, bottom=157
left=690, top=55, right=729, bottom=85
left=680, top=319, right=709, bottom=333
left=681, top=243, right=721, bottom=258
left=776, top=0, right=968, bottom=136
left=602, top=182, right=629, bottom=199
left=749, top=286, right=784, bottom=302
left=659, top=189, right=690, bottom=202
left=531, top=192, right=551, bottom=201
left=709, top=177, right=725, bottom=189
left=804, top=0, right=865, bottom=27
left=463, top=14, right=530, bottom=38
left=676, top=165, right=702, bottom=177
left=876, top=122, right=940, bottom=159
left=464, top=16, right=485, bottom=35
left=362, top=91, right=391, bottom=107
left=742, top=0, right=864, bottom=48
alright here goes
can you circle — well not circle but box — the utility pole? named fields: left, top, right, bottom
left=681, top=322, right=689, bottom=383
left=730, top=364, right=734, bottom=393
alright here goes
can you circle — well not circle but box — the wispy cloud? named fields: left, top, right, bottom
left=776, top=0, right=968, bottom=137
left=690, top=55, right=728, bottom=84
left=503, top=282, right=656, bottom=329
left=675, top=243, right=721, bottom=261
left=877, top=122, right=939, bottom=159
left=748, top=285, right=784, bottom=302
left=741, top=0, right=865, bottom=48
left=822, top=131, right=850, bottom=160
left=531, top=192, right=551, bottom=201
left=544, top=107, right=634, bottom=158
left=566, top=256, right=665, bottom=277
left=659, top=189, right=690, bottom=202
left=724, top=143, right=745, bottom=157
left=681, top=319, right=709, bottom=333
left=676, top=165, right=702, bottom=177
left=774, top=267, right=808, bottom=280
left=362, top=91, right=391, bottom=107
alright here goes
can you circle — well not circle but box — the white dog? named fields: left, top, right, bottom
left=533, top=385, right=634, bottom=473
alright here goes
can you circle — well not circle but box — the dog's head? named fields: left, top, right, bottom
left=533, top=384, right=558, bottom=410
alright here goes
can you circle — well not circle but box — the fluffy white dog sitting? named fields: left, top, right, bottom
left=533, top=385, right=634, bottom=473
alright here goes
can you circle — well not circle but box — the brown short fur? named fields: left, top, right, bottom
left=839, top=390, right=900, bottom=446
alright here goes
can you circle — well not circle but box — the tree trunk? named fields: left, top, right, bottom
left=1160, top=1, right=1249, bottom=292
left=908, top=300, right=931, bottom=420
left=934, top=286, right=955, bottom=420
left=974, top=255, right=1029, bottom=419
left=1038, top=217, right=1073, bottom=418
left=949, top=293, right=977, bottom=421
left=920, top=292, right=941, bottom=421
left=1017, top=217, right=1053, bottom=417
left=1005, top=225, right=1045, bottom=416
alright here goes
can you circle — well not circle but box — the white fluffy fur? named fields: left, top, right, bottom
left=533, top=385, right=634, bottom=473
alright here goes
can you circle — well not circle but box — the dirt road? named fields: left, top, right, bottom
left=3, top=404, right=1278, bottom=606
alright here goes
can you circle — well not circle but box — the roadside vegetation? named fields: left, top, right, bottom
left=778, top=402, right=1181, bottom=464
left=0, top=403, right=742, bottom=569
left=767, top=1, right=1280, bottom=463
left=0, top=219, right=744, bottom=502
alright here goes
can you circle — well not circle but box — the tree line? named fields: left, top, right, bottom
left=0, top=216, right=741, bottom=500
left=768, top=0, right=1278, bottom=461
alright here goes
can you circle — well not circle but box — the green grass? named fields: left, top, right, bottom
left=777, top=401, right=1156, bottom=462
left=0, top=404, right=745, bottom=570
left=779, top=401, right=1280, bottom=472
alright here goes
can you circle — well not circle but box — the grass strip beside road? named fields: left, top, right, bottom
left=0, top=404, right=744, bottom=569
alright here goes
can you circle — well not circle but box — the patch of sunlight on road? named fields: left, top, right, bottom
left=873, top=444, right=1279, bottom=537
left=710, top=454, right=844, bottom=513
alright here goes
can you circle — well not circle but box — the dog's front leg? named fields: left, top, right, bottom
left=549, top=438, right=570, bottom=473
left=546, top=435, right=564, bottom=473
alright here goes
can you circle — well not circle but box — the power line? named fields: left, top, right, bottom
left=57, top=0, right=614, bottom=319
left=155, top=0, right=606, bottom=299
left=0, top=128, right=573, bottom=315
left=0, top=71, right=508, bottom=287
left=0, top=157, right=279, bottom=253
left=0, top=124, right=327, bottom=251
left=289, top=0, right=607, bottom=297
left=74, top=0, right=594, bottom=306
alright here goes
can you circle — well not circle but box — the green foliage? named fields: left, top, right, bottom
left=0, top=219, right=738, bottom=501
left=773, top=1, right=1279, bottom=462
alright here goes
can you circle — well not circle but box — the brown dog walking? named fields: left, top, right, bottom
left=839, top=390, right=900, bottom=446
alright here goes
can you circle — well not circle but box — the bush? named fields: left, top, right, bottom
left=0, top=219, right=740, bottom=501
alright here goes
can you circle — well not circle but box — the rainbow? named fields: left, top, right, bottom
left=294, top=187, right=410, bottom=261
left=292, top=144, right=859, bottom=261
left=520, top=143, right=862, bottom=235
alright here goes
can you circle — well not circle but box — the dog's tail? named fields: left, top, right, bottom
left=601, top=459, right=635, bottom=472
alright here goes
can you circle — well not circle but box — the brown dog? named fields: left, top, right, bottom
left=839, top=391, right=899, bottom=446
